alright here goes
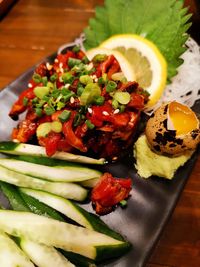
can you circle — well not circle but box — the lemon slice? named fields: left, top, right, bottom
left=100, top=34, right=167, bottom=107
left=86, top=48, right=136, bottom=82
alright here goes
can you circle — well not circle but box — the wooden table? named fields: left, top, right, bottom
left=0, top=1, right=199, bottom=266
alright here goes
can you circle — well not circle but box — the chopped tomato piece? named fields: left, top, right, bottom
left=91, top=172, right=132, bottom=215
left=39, top=132, right=62, bottom=157
left=62, top=113, right=87, bottom=152
left=11, top=120, right=37, bottom=143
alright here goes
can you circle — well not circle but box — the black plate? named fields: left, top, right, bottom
left=0, top=52, right=199, bottom=267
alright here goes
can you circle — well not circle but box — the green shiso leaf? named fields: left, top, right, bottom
left=84, top=0, right=192, bottom=81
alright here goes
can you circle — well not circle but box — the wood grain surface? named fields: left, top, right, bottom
left=0, top=1, right=199, bottom=266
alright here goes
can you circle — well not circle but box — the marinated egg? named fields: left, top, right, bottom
left=145, top=101, right=200, bottom=155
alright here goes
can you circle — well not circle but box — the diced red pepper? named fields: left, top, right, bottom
left=40, top=132, right=62, bottom=157
left=62, top=112, right=87, bottom=152
left=11, top=120, right=37, bottom=143
left=127, top=93, right=145, bottom=109
left=91, top=172, right=132, bottom=215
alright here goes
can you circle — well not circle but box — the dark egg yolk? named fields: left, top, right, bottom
left=168, top=101, right=198, bottom=136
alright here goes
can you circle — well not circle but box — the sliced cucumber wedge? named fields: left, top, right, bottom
left=0, top=165, right=88, bottom=201
left=0, top=142, right=105, bottom=165
left=0, top=231, right=34, bottom=267
left=20, top=188, right=124, bottom=241
left=20, top=239, right=75, bottom=267
left=1, top=185, right=96, bottom=267
left=0, top=210, right=131, bottom=261
left=0, top=158, right=102, bottom=183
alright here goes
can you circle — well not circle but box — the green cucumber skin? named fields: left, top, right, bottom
left=70, top=202, right=125, bottom=242
left=0, top=158, right=102, bottom=183
left=0, top=141, right=18, bottom=151
left=60, top=250, right=96, bottom=267
left=0, top=165, right=88, bottom=201
left=1, top=186, right=96, bottom=267
left=12, top=155, right=89, bottom=168
left=19, top=192, right=66, bottom=222
left=0, top=182, right=29, bottom=212
left=95, top=243, right=132, bottom=263
left=0, top=141, right=105, bottom=165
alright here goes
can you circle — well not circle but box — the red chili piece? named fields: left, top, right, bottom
left=91, top=172, right=132, bottom=215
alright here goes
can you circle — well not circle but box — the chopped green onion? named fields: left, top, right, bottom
left=112, top=99, right=119, bottom=109
left=68, top=57, right=82, bottom=68
left=61, top=72, right=74, bottom=84
left=58, top=110, right=71, bottom=122
left=92, top=54, right=107, bottom=63
left=36, top=100, right=45, bottom=108
left=32, top=73, right=41, bottom=83
left=80, top=83, right=101, bottom=106
left=77, top=85, right=85, bottom=96
left=119, top=104, right=125, bottom=113
left=98, top=77, right=105, bottom=85
left=82, top=56, right=90, bottom=64
left=34, top=86, right=50, bottom=99
left=85, top=119, right=95, bottom=130
left=119, top=200, right=127, bottom=207
left=36, top=122, right=52, bottom=138
left=94, top=96, right=105, bottom=106
left=47, top=82, right=54, bottom=90
left=35, top=108, right=43, bottom=117
left=73, top=113, right=82, bottom=127
left=44, top=105, right=55, bottom=116
left=106, top=81, right=117, bottom=93
left=50, top=74, right=58, bottom=82
left=23, top=97, right=28, bottom=106
left=32, top=97, right=38, bottom=105
left=51, top=89, right=60, bottom=99
left=57, top=101, right=65, bottom=110
left=41, top=76, right=48, bottom=86
left=51, top=121, right=62, bottom=133
left=114, top=92, right=131, bottom=105
left=72, top=45, right=80, bottom=53
left=79, top=75, right=93, bottom=85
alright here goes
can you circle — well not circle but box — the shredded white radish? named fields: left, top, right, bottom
left=145, top=37, right=200, bottom=114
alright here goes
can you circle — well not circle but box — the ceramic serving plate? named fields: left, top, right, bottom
left=0, top=51, right=199, bottom=267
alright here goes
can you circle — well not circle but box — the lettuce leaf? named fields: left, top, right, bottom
left=84, top=0, right=192, bottom=81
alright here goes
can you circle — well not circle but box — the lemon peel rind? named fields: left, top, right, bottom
left=100, top=34, right=168, bottom=107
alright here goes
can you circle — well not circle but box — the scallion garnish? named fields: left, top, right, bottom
left=85, top=119, right=95, bottom=130
left=32, top=73, right=41, bottom=83
left=58, top=110, right=71, bottom=122
left=106, top=81, right=117, bottom=93
left=23, top=97, right=28, bottom=106
left=72, top=45, right=80, bottom=53
left=94, top=96, right=105, bottom=106
left=44, top=106, right=55, bottom=116
left=50, top=73, right=58, bottom=82
left=35, top=108, right=43, bottom=117
left=68, top=58, right=82, bottom=68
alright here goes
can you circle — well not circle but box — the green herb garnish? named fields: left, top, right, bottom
left=84, top=0, right=192, bottom=81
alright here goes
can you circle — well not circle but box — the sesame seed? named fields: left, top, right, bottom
left=70, top=96, right=75, bottom=104
left=94, top=78, right=98, bottom=82
left=85, top=62, right=93, bottom=71
left=54, top=59, right=59, bottom=63
left=60, top=68, right=64, bottom=73
left=13, top=139, right=20, bottom=143
left=102, top=111, right=109, bottom=116
left=28, top=83, right=33, bottom=88
left=59, top=62, right=63, bottom=68
left=88, top=108, right=92, bottom=113
left=112, top=156, right=118, bottom=161
left=46, top=62, right=53, bottom=70
left=113, top=109, right=120, bottom=114
left=64, top=84, right=70, bottom=88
